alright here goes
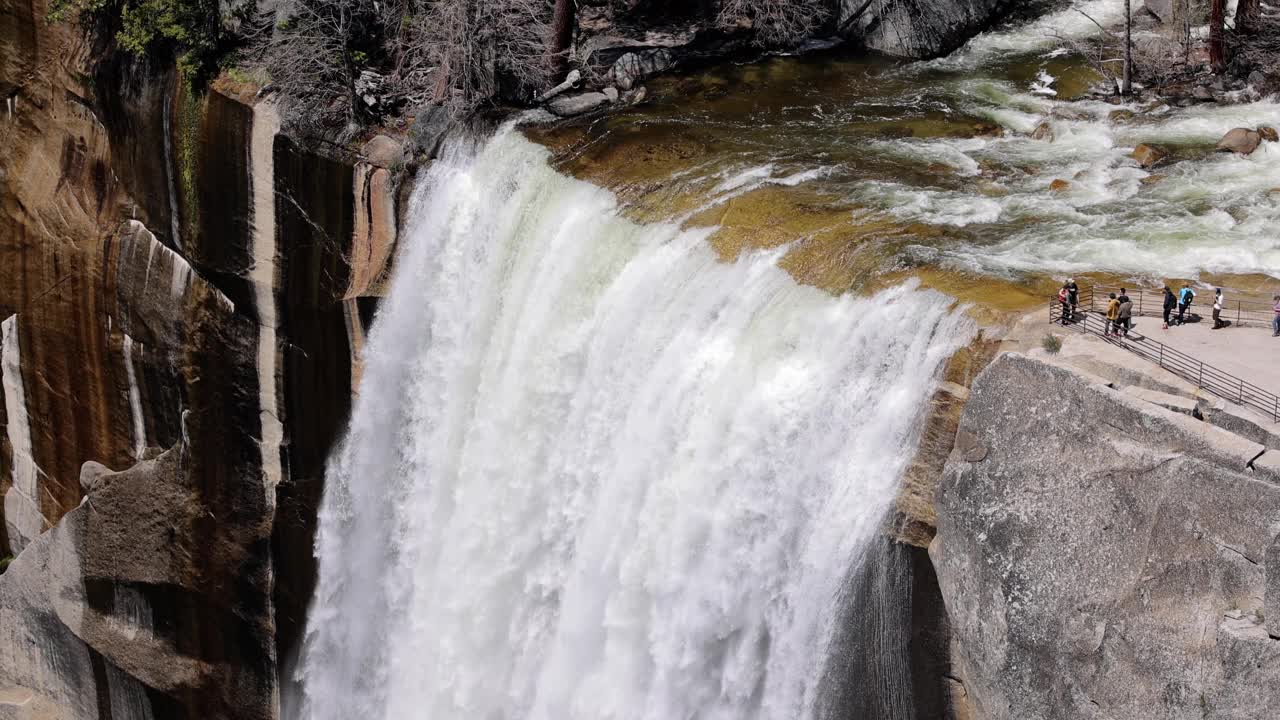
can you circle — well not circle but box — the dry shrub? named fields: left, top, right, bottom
left=718, top=0, right=829, bottom=48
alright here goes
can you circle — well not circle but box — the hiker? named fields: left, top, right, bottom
left=1177, top=284, right=1195, bottom=324
left=1162, top=286, right=1176, bottom=329
left=1067, top=278, right=1080, bottom=316
left=1212, top=289, right=1225, bottom=329
left=1105, top=292, right=1120, bottom=336
left=1273, top=294, right=1280, bottom=337
left=1117, top=289, right=1134, bottom=337
left=1058, top=284, right=1071, bottom=325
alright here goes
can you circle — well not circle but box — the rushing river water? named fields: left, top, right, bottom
left=294, top=3, right=1278, bottom=719
left=531, top=0, right=1279, bottom=299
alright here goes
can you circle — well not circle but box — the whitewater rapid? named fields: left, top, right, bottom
left=293, top=131, right=973, bottom=720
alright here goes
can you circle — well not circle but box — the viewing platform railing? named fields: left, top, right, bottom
left=1049, top=301, right=1280, bottom=422
left=1082, top=285, right=1275, bottom=328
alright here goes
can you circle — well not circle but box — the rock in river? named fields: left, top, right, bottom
left=1131, top=143, right=1168, bottom=168
left=547, top=92, right=612, bottom=117
left=1216, top=128, right=1262, bottom=154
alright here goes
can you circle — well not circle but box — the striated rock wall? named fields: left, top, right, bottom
left=0, top=1, right=402, bottom=709
left=932, top=351, right=1280, bottom=720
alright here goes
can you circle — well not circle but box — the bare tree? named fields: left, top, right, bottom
left=718, top=0, right=829, bottom=48
left=1236, top=0, right=1261, bottom=33
left=1122, top=0, right=1133, bottom=94
left=548, top=0, right=575, bottom=77
left=404, top=0, right=555, bottom=112
left=265, top=0, right=383, bottom=132
left=1209, top=0, right=1227, bottom=72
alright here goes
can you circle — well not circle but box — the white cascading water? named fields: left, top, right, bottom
left=293, top=130, right=973, bottom=720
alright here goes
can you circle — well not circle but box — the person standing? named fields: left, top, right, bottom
left=1162, top=286, right=1176, bottom=329
left=1117, top=289, right=1134, bottom=337
left=1178, top=284, right=1195, bottom=324
left=1058, top=284, right=1072, bottom=325
left=1105, top=292, right=1120, bottom=336
left=1067, top=278, right=1080, bottom=317
left=1212, top=288, right=1225, bottom=329
left=1273, top=294, right=1280, bottom=337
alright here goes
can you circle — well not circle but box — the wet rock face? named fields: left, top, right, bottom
left=0, top=4, right=385, bottom=704
left=933, top=353, right=1280, bottom=720
left=841, top=0, right=1014, bottom=58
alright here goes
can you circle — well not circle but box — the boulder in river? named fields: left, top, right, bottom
left=611, top=50, right=675, bottom=91
left=1108, top=109, right=1135, bottom=123
left=1215, top=128, right=1262, bottom=154
left=1049, top=178, right=1071, bottom=191
left=1140, top=173, right=1166, bottom=186
left=547, top=92, right=612, bottom=117
left=1257, top=125, right=1278, bottom=143
left=1131, top=143, right=1168, bottom=168
left=1030, top=121, right=1053, bottom=141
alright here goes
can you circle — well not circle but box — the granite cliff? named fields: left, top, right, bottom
left=925, top=335, right=1280, bottom=719
left=0, top=2, right=397, bottom=713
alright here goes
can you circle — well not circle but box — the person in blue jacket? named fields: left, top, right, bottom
left=1177, top=285, right=1195, bottom=325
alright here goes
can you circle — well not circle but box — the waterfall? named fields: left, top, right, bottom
left=294, top=130, right=974, bottom=720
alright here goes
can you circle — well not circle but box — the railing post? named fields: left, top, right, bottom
left=1158, top=344, right=1163, bottom=368
left=1198, top=362, right=1204, bottom=389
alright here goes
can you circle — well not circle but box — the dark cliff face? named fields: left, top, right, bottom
left=0, top=1, right=394, bottom=711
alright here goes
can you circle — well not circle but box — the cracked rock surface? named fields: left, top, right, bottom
left=933, top=352, right=1280, bottom=720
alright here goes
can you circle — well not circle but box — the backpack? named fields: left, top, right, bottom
left=1118, top=301, right=1133, bottom=319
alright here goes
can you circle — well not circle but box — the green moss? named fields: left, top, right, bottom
left=175, top=67, right=204, bottom=245
left=0, top=555, right=12, bottom=574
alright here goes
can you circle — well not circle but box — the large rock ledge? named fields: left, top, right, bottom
left=933, top=351, right=1280, bottom=720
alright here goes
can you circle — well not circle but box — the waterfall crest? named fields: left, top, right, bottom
left=294, top=130, right=974, bottom=720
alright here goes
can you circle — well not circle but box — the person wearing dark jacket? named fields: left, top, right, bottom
left=1067, top=278, right=1080, bottom=316
left=1162, top=286, right=1176, bottom=329
left=1117, top=288, right=1134, bottom=337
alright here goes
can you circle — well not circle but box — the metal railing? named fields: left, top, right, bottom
left=1087, top=285, right=1275, bottom=328
left=1049, top=301, right=1280, bottom=422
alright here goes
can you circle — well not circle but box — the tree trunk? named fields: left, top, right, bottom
left=549, top=0, right=576, bottom=77
left=1237, top=0, right=1261, bottom=33
left=1209, top=0, right=1227, bottom=73
left=1122, top=0, right=1133, bottom=95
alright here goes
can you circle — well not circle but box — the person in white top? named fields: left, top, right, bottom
left=1212, top=288, right=1225, bottom=329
